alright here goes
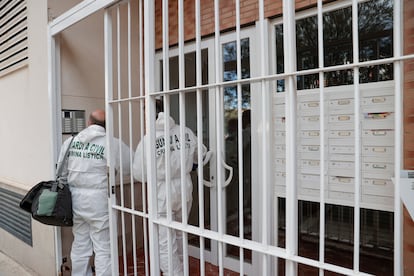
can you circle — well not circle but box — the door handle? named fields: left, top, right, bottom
left=201, top=151, right=234, bottom=188
left=221, top=159, right=233, bottom=188
left=202, top=151, right=215, bottom=187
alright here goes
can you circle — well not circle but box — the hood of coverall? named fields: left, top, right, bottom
left=155, top=112, right=176, bottom=131
left=77, top=124, right=106, bottom=143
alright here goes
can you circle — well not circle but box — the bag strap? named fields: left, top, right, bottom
left=56, top=136, right=75, bottom=179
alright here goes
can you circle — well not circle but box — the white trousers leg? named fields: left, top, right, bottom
left=159, top=225, right=183, bottom=276
left=90, top=217, right=111, bottom=276
left=90, top=220, right=112, bottom=276
left=158, top=200, right=192, bottom=276
left=71, top=217, right=111, bottom=276
left=71, top=220, right=93, bottom=276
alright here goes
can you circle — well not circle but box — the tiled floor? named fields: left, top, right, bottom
left=189, top=257, right=240, bottom=276
left=119, top=253, right=240, bottom=276
left=0, top=250, right=39, bottom=276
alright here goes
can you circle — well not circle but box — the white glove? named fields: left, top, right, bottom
left=203, top=150, right=213, bottom=166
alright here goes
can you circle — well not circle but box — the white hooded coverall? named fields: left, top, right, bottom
left=58, top=124, right=131, bottom=276
left=132, top=112, right=207, bottom=276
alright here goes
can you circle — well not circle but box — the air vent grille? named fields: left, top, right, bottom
left=0, top=187, right=32, bottom=246
left=0, top=0, right=28, bottom=77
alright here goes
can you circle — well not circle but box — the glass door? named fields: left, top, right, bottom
left=218, top=30, right=256, bottom=275
left=155, top=26, right=258, bottom=274
left=156, top=45, right=218, bottom=265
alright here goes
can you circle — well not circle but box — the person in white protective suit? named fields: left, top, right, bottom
left=132, top=102, right=211, bottom=276
left=57, top=109, right=132, bottom=276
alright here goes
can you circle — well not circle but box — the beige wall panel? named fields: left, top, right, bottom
left=60, top=12, right=105, bottom=101
left=0, top=1, right=52, bottom=185
left=0, top=1, right=57, bottom=274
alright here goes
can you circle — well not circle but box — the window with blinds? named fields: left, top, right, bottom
left=0, top=0, right=28, bottom=77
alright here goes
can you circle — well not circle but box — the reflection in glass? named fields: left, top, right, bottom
left=275, top=25, right=285, bottom=92
left=275, top=0, right=394, bottom=90
left=323, top=6, right=354, bottom=87
left=297, top=16, right=319, bottom=89
left=223, top=39, right=251, bottom=109
left=222, top=38, right=252, bottom=261
left=359, top=0, right=393, bottom=83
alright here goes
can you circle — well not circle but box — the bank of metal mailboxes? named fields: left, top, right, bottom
left=62, top=110, right=86, bottom=134
left=273, top=81, right=395, bottom=211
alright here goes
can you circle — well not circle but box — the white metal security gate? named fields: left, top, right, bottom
left=152, top=26, right=263, bottom=274
left=104, top=1, right=265, bottom=273
left=48, top=0, right=411, bottom=275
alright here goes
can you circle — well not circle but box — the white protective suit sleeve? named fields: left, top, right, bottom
left=112, top=137, right=133, bottom=176
left=56, top=136, right=73, bottom=179
left=187, top=128, right=211, bottom=169
left=132, top=137, right=147, bottom=182
left=193, top=141, right=209, bottom=166
left=132, top=131, right=211, bottom=182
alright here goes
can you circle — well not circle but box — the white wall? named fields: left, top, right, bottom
left=60, top=11, right=106, bottom=117
left=0, top=5, right=52, bottom=187
left=0, top=0, right=57, bottom=275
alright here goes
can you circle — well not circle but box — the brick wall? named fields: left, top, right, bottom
left=154, top=0, right=317, bottom=49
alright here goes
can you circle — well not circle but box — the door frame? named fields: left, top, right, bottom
left=154, top=39, right=219, bottom=265
left=215, top=24, right=264, bottom=276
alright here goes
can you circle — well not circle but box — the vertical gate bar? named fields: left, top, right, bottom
left=143, top=0, right=160, bottom=274
left=213, top=0, right=224, bottom=275
left=351, top=0, right=361, bottom=273
left=126, top=1, right=139, bottom=274
left=195, top=0, right=206, bottom=275
left=317, top=1, right=326, bottom=275
left=272, top=21, right=280, bottom=276
left=177, top=1, right=190, bottom=275
left=235, top=0, right=245, bottom=274
left=393, top=0, right=403, bottom=275
left=115, top=5, right=128, bottom=275
left=104, top=8, right=119, bottom=275
left=282, top=0, right=298, bottom=274
left=138, top=1, right=150, bottom=275
left=161, top=0, right=174, bottom=274
left=179, top=92, right=188, bottom=275
left=258, top=0, right=272, bottom=275
left=162, top=0, right=172, bottom=225
left=196, top=91, right=205, bottom=276
left=164, top=95, right=173, bottom=276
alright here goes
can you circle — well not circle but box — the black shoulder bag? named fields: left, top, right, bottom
left=20, top=137, right=74, bottom=227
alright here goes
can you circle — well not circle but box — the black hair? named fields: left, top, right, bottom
left=156, top=99, right=163, bottom=114
left=242, top=110, right=251, bottom=129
